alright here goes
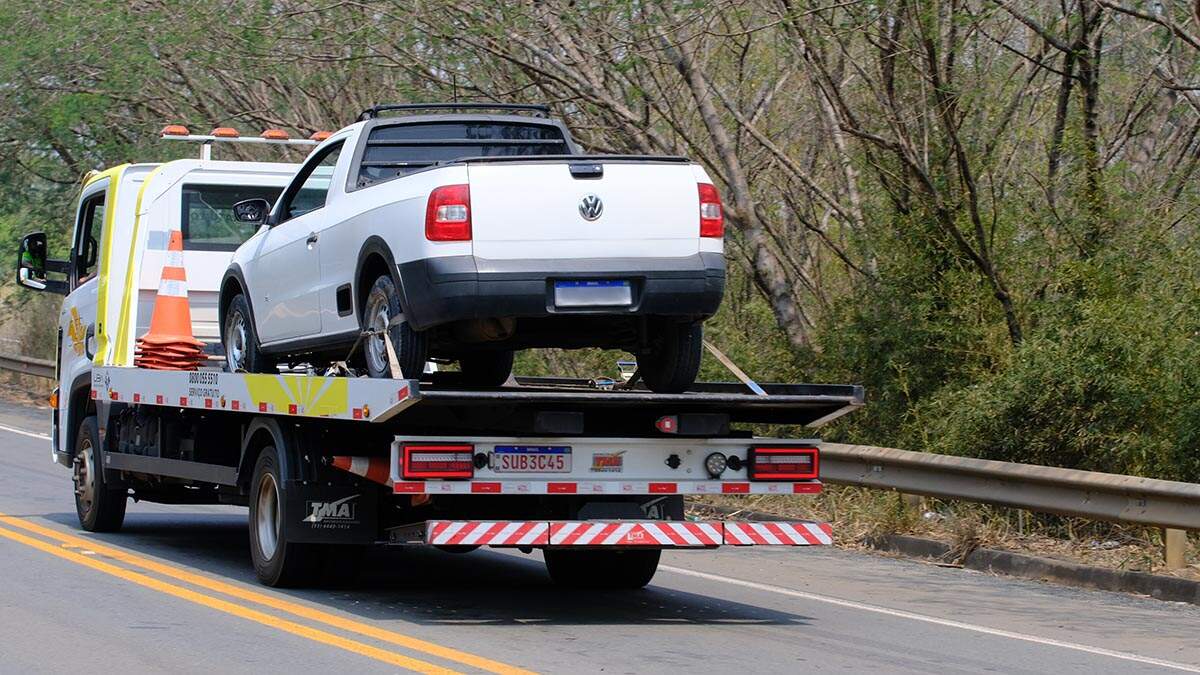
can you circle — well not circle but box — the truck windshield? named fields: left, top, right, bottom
left=357, top=121, right=570, bottom=188
left=181, top=185, right=283, bottom=251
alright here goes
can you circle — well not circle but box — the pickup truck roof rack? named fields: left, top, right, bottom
left=358, top=103, right=552, bottom=120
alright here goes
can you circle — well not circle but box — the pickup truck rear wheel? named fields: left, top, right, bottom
left=363, top=275, right=427, bottom=380
left=74, top=416, right=127, bottom=532
left=223, top=294, right=273, bottom=373
left=459, top=351, right=514, bottom=387
left=638, top=321, right=703, bottom=393
left=543, top=549, right=661, bottom=589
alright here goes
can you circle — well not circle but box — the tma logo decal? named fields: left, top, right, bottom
left=304, top=494, right=359, bottom=523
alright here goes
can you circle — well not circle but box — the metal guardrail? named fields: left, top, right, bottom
left=0, top=352, right=1192, bottom=531
left=821, top=443, right=1200, bottom=531
left=0, top=353, right=55, bottom=380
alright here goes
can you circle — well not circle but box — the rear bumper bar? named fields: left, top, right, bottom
left=388, top=519, right=832, bottom=548
left=397, top=253, right=725, bottom=331
left=330, top=454, right=823, bottom=496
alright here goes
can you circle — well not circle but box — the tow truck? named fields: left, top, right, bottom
left=15, top=124, right=863, bottom=588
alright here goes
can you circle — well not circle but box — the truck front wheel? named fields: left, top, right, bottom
left=249, top=446, right=319, bottom=587
left=74, top=416, right=127, bottom=532
left=543, top=549, right=661, bottom=589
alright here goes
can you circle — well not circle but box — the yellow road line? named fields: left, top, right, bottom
left=0, top=522, right=456, bottom=674
left=0, top=514, right=533, bottom=675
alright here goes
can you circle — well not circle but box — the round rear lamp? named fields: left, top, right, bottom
left=704, top=452, right=728, bottom=479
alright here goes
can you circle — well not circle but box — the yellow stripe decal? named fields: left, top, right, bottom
left=113, top=164, right=166, bottom=366
left=90, top=164, right=129, bottom=366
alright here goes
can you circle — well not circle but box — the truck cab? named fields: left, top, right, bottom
left=17, top=158, right=301, bottom=465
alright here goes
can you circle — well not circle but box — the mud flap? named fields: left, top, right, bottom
left=282, top=480, right=379, bottom=544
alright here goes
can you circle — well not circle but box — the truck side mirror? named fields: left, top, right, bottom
left=17, top=232, right=69, bottom=295
left=233, top=198, right=271, bottom=225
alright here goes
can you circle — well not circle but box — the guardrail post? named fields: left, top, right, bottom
left=1164, top=528, right=1188, bottom=570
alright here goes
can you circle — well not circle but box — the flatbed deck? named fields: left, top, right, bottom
left=93, top=367, right=863, bottom=433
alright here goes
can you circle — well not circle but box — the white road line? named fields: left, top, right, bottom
left=0, top=424, right=50, bottom=441
left=660, top=565, right=1200, bottom=673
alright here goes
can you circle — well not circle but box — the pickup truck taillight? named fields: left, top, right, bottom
left=425, top=184, right=472, bottom=241
left=698, top=183, right=724, bottom=238
left=402, top=443, right=475, bottom=479
left=747, top=446, right=818, bottom=481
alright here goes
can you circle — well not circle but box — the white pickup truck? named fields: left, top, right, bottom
left=222, top=103, right=726, bottom=392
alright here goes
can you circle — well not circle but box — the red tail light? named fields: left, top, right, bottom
left=402, top=444, right=474, bottom=479
left=425, top=184, right=472, bottom=241
left=698, top=183, right=724, bottom=238
left=748, top=446, right=818, bottom=481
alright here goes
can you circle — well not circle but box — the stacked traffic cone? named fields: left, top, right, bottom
left=134, top=230, right=207, bottom=370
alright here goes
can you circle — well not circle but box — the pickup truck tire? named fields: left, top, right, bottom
left=638, top=321, right=703, bottom=394
left=223, top=294, right=274, bottom=374
left=459, top=351, right=514, bottom=388
left=543, top=549, right=661, bottom=589
left=74, top=416, right=127, bottom=532
left=363, top=275, right=427, bottom=380
left=249, top=446, right=319, bottom=587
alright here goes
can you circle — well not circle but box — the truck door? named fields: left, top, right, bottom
left=253, top=141, right=343, bottom=344
left=57, top=181, right=107, bottom=455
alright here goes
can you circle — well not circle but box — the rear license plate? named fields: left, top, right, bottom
left=554, top=280, right=632, bottom=307
left=490, top=445, right=572, bottom=473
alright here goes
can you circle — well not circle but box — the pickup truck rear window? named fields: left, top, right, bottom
left=357, top=122, right=570, bottom=188
left=181, top=185, right=284, bottom=251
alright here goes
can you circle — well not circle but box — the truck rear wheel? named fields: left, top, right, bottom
left=363, top=275, right=427, bottom=380
left=249, top=446, right=320, bottom=587
left=74, top=416, right=127, bottom=532
left=638, top=321, right=703, bottom=393
left=459, top=350, right=514, bottom=388
left=543, top=549, right=661, bottom=589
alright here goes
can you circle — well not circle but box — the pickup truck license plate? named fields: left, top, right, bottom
left=554, top=280, right=632, bottom=307
left=490, top=445, right=572, bottom=473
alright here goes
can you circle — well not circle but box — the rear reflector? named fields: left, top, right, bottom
left=748, top=446, right=818, bottom=481
left=402, top=444, right=474, bottom=479
left=698, top=183, right=724, bottom=238
left=425, top=184, right=472, bottom=241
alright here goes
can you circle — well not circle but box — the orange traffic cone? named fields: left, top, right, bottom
left=135, top=230, right=207, bottom=370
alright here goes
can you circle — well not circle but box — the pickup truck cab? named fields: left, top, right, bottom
left=222, top=103, right=726, bottom=391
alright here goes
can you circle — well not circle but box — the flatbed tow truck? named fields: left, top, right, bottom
left=17, top=125, right=863, bottom=588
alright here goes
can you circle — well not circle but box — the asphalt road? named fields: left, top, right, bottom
left=1, top=400, right=1198, bottom=674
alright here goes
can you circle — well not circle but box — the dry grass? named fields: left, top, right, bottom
left=690, top=487, right=1200, bottom=579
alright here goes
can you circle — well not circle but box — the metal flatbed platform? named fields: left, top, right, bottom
left=92, top=367, right=863, bottom=433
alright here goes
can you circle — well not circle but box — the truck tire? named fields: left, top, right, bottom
left=73, top=416, right=127, bottom=532
left=363, top=275, right=427, bottom=380
left=638, top=321, right=703, bottom=393
left=459, top=351, right=514, bottom=388
left=543, top=549, right=661, bottom=589
left=248, top=446, right=319, bottom=587
left=223, top=293, right=274, bottom=373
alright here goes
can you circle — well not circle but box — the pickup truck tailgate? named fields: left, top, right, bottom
left=468, top=161, right=702, bottom=260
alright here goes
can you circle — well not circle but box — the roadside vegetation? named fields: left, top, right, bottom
left=2, top=0, right=1199, bottom=492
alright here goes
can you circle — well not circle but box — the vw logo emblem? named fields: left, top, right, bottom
left=579, top=194, right=603, bottom=221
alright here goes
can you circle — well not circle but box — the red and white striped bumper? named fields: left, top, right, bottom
left=414, top=520, right=832, bottom=548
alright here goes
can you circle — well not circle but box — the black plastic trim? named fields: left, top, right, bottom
left=396, top=253, right=725, bottom=331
